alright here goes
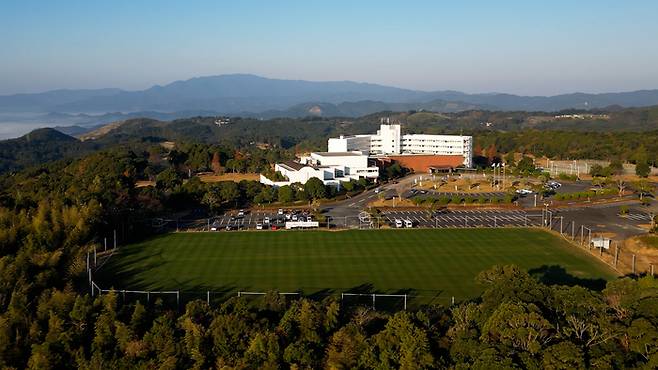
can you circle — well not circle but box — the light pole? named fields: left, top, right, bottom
left=502, top=163, right=506, bottom=190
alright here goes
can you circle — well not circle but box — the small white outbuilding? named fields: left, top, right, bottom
left=590, top=237, right=612, bottom=250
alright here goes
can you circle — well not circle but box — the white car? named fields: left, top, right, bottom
left=404, top=219, right=413, bottom=228
left=515, top=189, right=533, bottom=196
left=256, top=223, right=263, bottom=230
left=395, top=219, right=403, bottom=228
left=237, top=209, right=245, bottom=217
left=264, top=217, right=270, bottom=224
left=278, top=208, right=284, bottom=215
left=285, top=213, right=292, bottom=220
left=291, top=214, right=298, bottom=221
left=374, top=188, right=380, bottom=193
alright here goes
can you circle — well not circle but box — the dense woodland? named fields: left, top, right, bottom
left=3, top=106, right=658, bottom=174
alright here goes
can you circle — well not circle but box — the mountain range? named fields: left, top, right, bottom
left=2, top=74, right=658, bottom=118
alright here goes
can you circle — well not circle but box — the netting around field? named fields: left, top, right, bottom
left=341, top=293, right=409, bottom=312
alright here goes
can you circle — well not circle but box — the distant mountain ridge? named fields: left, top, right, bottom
left=1, top=74, right=658, bottom=117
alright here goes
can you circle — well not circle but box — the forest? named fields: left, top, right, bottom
left=3, top=105, right=658, bottom=174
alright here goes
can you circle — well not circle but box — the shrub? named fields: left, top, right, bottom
left=451, top=195, right=463, bottom=204
left=619, top=205, right=629, bottom=215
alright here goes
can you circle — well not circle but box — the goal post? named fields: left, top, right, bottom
left=341, top=292, right=408, bottom=311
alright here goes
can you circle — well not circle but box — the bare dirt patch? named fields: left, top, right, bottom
left=198, top=173, right=260, bottom=183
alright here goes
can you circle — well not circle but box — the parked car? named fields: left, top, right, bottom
left=210, top=221, right=221, bottom=231
left=516, top=189, right=533, bottom=196
left=237, top=210, right=245, bottom=217
left=291, top=214, right=298, bottom=221
left=264, top=217, right=270, bottom=224
left=278, top=208, right=283, bottom=215
left=404, top=219, right=414, bottom=228
left=545, top=181, right=561, bottom=190
left=395, top=219, right=403, bottom=228
left=256, top=223, right=263, bottom=230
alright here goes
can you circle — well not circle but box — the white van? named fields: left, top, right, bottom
left=395, top=219, right=403, bottom=228
left=404, top=219, right=413, bottom=228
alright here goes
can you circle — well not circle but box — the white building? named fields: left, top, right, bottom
left=260, top=151, right=379, bottom=188
left=327, top=122, right=473, bottom=167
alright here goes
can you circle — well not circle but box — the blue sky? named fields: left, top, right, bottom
left=1, top=0, right=658, bottom=95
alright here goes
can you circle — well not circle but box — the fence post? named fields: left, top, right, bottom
left=494, top=215, right=497, bottom=228
left=372, top=294, right=376, bottom=310
left=580, top=225, right=584, bottom=245
left=464, top=216, right=468, bottom=228
left=207, top=291, right=210, bottom=305
left=104, top=237, right=107, bottom=251
left=147, top=291, right=150, bottom=303
left=177, top=290, right=180, bottom=307
left=614, top=242, right=619, bottom=268
left=632, top=255, right=636, bottom=274
left=451, top=296, right=455, bottom=305
left=404, top=295, right=407, bottom=310
left=651, top=264, right=655, bottom=277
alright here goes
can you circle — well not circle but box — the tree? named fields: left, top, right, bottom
left=636, top=162, right=651, bottom=178
left=304, top=178, right=327, bottom=200
left=504, top=152, right=515, bottom=167
left=211, top=152, right=223, bottom=174
left=608, top=159, right=624, bottom=175
left=617, top=179, right=626, bottom=198
left=516, top=156, right=535, bottom=174
left=217, top=181, right=240, bottom=205
left=589, top=164, right=604, bottom=177
left=361, top=312, right=434, bottom=369
left=486, top=144, right=497, bottom=165
left=155, top=168, right=183, bottom=191
left=277, top=185, right=294, bottom=203
left=541, top=342, right=585, bottom=369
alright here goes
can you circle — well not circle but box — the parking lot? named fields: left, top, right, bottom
left=327, top=209, right=543, bottom=229
left=382, top=209, right=540, bottom=228
left=208, top=209, right=317, bottom=231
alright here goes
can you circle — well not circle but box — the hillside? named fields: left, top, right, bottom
left=0, top=128, right=97, bottom=173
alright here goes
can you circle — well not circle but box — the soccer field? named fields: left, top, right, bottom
left=97, top=228, right=617, bottom=303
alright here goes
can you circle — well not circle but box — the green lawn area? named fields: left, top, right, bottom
left=97, top=228, right=617, bottom=303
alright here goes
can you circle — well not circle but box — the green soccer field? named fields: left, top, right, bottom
left=97, top=228, right=617, bottom=303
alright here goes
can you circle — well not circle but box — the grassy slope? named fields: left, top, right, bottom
left=98, top=229, right=617, bottom=302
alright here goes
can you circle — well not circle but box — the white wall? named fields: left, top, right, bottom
left=328, top=137, right=348, bottom=152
